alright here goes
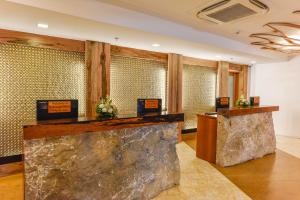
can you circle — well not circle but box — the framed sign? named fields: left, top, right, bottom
left=216, top=97, right=230, bottom=111
left=250, top=96, right=260, bottom=106
left=137, top=99, right=162, bottom=116
left=36, top=100, right=78, bottom=121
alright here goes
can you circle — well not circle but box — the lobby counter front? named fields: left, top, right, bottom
left=23, top=113, right=184, bottom=200
left=197, top=106, right=279, bottom=167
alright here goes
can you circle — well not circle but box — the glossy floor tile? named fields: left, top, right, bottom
left=276, top=135, right=300, bottom=159
left=154, top=143, right=250, bottom=200
left=0, top=173, right=24, bottom=200
left=215, top=150, right=300, bottom=200
left=183, top=133, right=300, bottom=200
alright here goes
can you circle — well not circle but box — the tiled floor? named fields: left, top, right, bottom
left=215, top=149, right=300, bottom=200
left=184, top=133, right=300, bottom=200
left=154, top=143, right=250, bottom=200
left=276, top=135, right=300, bottom=159
left=0, top=173, right=24, bottom=200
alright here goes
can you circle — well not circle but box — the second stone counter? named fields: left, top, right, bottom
left=197, top=106, right=279, bottom=167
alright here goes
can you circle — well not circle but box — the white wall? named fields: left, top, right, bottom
left=251, top=56, right=300, bottom=138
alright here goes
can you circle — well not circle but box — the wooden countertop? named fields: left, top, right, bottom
left=197, top=113, right=217, bottom=119
left=23, top=112, right=184, bottom=140
left=217, top=106, right=279, bottom=117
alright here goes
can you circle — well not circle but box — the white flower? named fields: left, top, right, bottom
left=99, top=104, right=104, bottom=108
left=108, top=108, right=113, bottom=113
left=102, top=108, right=107, bottom=112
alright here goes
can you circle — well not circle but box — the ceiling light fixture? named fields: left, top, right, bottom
left=152, top=43, right=160, bottom=47
left=37, top=23, right=48, bottom=29
left=293, top=10, right=300, bottom=14
left=250, top=22, right=300, bottom=54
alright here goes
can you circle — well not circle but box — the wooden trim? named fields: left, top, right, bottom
left=168, top=53, right=183, bottom=142
left=0, top=161, right=23, bottom=178
left=229, top=72, right=239, bottom=104
left=228, top=63, right=249, bottom=98
left=217, top=61, right=229, bottom=97
left=85, top=41, right=111, bottom=117
left=111, top=45, right=168, bottom=63
left=182, top=56, right=218, bottom=68
left=168, top=54, right=183, bottom=113
left=218, top=106, right=279, bottom=117
left=182, top=128, right=197, bottom=134
left=229, top=63, right=242, bottom=72
left=23, top=113, right=184, bottom=140
left=196, top=114, right=217, bottom=163
left=102, top=43, right=111, bottom=96
left=0, top=154, right=23, bottom=165
left=238, top=65, right=249, bottom=98
left=0, top=29, right=85, bottom=52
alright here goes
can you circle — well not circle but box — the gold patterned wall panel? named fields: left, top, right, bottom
left=0, top=43, right=86, bottom=157
left=183, top=64, right=216, bottom=129
left=110, top=55, right=167, bottom=115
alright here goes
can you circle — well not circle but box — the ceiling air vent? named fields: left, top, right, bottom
left=197, top=0, right=269, bottom=24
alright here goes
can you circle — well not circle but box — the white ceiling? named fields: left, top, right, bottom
left=98, top=0, right=300, bottom=44
left=2, top=0, right=295, bottom=64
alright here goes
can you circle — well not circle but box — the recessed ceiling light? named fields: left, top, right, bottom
left=152, top=43, right=160, bottom=47
left=37, top=23, right=48, bottom=29
left=215, top=55, right=221, bottom=58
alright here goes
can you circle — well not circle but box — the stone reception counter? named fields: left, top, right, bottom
left=197, top=106, right=279, bottom=167
left=23, top=112, right=184, bottom=200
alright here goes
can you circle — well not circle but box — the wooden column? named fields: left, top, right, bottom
left=238, top=65, right=249, bottom=98
left=217, top=61, right=229, bottom=97
left=168, top=53, right=183, bottom=142
left=85, top=41, right=111, bottom=117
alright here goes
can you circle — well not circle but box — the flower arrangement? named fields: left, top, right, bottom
left=96, top=96, right=118, bottom=119
left=235, top=95, right=250, bottom=107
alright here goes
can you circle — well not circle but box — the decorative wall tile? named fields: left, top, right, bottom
left=182, top=64, right=216, bottom=129
left=110, top=55, right=167, bottom=115
left=0, top=43, right=86, bottom=157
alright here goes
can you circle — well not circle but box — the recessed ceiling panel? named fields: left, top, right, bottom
left=207, top=3, right=257, bottom=23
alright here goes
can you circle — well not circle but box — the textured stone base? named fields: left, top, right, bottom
left=217, top=112, right=276, bottom=167
left=24, top=123, right=180, bottom=200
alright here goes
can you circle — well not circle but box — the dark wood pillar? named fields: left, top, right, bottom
left=217, top=61, right=229, bottom=97
left=168, top=53, right=183, bottom=141
left=85, top=41, right=111, bottom=117
left=238, top=65, right=249, bottom=98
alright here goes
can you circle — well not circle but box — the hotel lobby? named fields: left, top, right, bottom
left=1, top=0, right=300, bottom=199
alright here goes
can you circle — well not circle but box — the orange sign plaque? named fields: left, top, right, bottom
left=253, top=97, right=260, bottom=104
left=220, top=97, right=229, bottom=106
left=48, top=101, right=71, bottom=113
left=145, top=100, right=159, bottom=109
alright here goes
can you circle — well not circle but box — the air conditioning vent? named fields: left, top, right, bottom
left=249, top=0, right=269, bottom=10
left=196, top=0, right=269, bottom=24
left=207, top=3, right=256, bottom=23
left=200, top=0, right=230, bottom=12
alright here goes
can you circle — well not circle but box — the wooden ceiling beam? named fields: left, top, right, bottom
left=0, top=29, right=85, bottom=52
